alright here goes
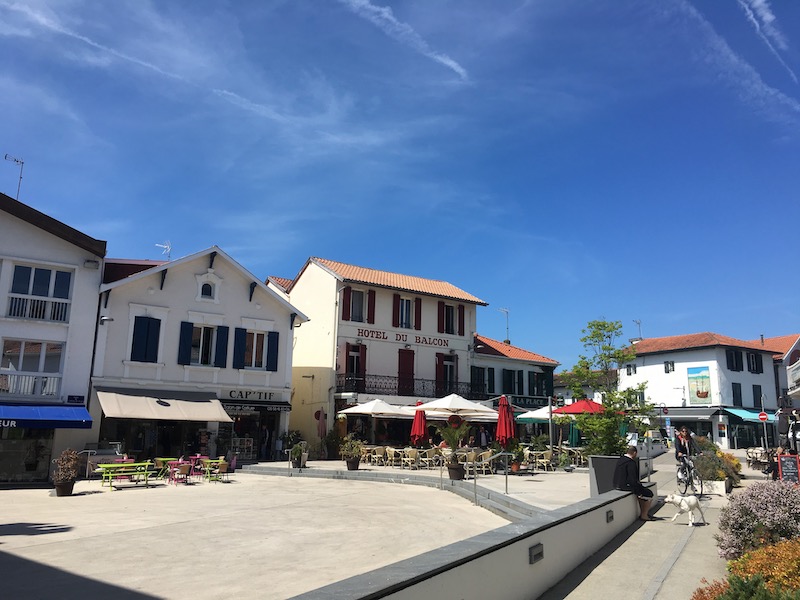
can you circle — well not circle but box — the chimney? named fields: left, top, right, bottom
left=760, top=334, right=764, bottom=346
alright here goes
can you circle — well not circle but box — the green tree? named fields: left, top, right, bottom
left=565, top=320, right=653, bottom=455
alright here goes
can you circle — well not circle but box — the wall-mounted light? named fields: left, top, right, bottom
left=404, top=344, right=411, bottom=349
left=528, top=543, right=544, bottom=564
left=99, top=316, right=114, bottom=325
left=83, top=259, right=100, bottom=269
left=449, top=349, right=456, bottom=355
left=355, top=338, right=362, bottom=344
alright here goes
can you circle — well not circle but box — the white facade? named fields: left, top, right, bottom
left=92, top=247, right=307, bottom=460
left=0, top=194, right=105, bottom=481
left=619, top=341, right=778, bottom=449
left=283, top=258, right=485, bottom=442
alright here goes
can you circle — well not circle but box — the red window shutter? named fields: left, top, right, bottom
left=367, top=290, right=376, bottom=324
left=457, top=304, right=465, bottom=336
left=392, top=294, right=400, bottom=327
left=437, top=301, right=445, bottom=333
left=341, top=286, right=351, bottom=321
left=359, top=345, right=367, bottom=377
left=414, top=298, right=422, bottom=331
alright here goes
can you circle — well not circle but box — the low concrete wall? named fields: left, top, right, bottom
left=290, top=482, right=657, bottom=600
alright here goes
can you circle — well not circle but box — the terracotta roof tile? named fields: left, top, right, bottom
left=631, top=332, right=784, bottom=355
left=267, top=276, right=292, bottom=292
left=310, top=257, right=487, bottom=305
left=474, top=334, right=559, bottom=365
left=746, top=334, right=800, bottom=359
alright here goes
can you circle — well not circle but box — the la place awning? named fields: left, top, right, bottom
left=661, top=407, right=720, bottom=420
left=96, top=389, right=233, bottom=423
left=723, top=407, right=776, bottom=423
left=0, top=404, right=93, bottom=429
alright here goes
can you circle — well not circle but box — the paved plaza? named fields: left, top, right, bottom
left=0, top=450, right=763, bottom=599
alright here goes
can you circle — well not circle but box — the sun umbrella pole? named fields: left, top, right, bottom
left=548, top=396, right=554, bottom=450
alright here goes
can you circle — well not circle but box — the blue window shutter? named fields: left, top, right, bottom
left=266, top=331, right=279, bottom=371
left=233, top=328, right=247, bottom=369
left=145, top=317, right=160, bottom=362
left=177, top=321, right=193, bottom=365
left=131, top=316, right=149, bottom=362
left=214, top=326, right=229, bottom=368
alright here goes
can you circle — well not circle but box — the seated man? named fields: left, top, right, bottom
left=613, top=445, right=654, bottom=521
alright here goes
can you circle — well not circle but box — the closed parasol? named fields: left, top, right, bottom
left=495, top=395, right=515, bottom=448
left=410, top=401, right=427, bottom=446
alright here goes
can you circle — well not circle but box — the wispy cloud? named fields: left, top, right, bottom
left=338, top=0, right=469, bottom=82
left=676, top=0, right=800, bottom=128
left=737, top=0, right=798, bottom=83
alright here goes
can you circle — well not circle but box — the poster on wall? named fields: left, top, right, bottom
left=688, top=366, right=712, bottom=404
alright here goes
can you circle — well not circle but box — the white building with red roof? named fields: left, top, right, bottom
left=471, top=334, right=559, bottom=411
left=618, top=332, right=782, bottom=449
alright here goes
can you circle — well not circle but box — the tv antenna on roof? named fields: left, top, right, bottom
left=633, top=319, right=642, bottom=339
left=499, top=307, right=510, bottom=344
left=155, top=240, right=172, bottom=260
left=4, top=154, right=24, bottom=200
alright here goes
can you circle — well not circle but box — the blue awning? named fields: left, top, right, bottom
left=0, top=405, right=93, bottom=429
left=723, top=407, right=775, bottom=423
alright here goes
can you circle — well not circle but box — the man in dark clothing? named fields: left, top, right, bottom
left=614, top=446, right=654, bottom=521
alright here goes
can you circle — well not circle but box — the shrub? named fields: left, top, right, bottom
left=716, top=575, right=800, bottom=599
left=694, top=436, right=741, bottom=483
left=691, top=578, right=729, bottom=600
left=715, top=481, right=800, bottom=560
left=52, top=448, right=80, bottom=483
left=729, top=538, right=800, bottom=593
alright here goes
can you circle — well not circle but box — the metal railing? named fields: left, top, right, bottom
left=337, top=374, right=478, bottom=399
left=0, top=372, right=62, bottom=397
left=6, top=294, right=70, bottom=322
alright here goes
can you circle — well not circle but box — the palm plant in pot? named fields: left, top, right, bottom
left=52, top=448, right=80, bottom=496
left=339, top=434, right=364, bottom=471
left=435, top=415, right=471, bottom=480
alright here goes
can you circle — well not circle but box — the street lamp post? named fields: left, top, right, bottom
left=761, top=394, right=769, bottom=450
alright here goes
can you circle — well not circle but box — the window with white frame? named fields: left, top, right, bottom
left=191, top=325, right=216, bottom=365
left=664, top=361, right=675, bottom=373
left=444, top=304, right=455, bottom=334
left=178, top=315, right=228, bottom=368
left=626, top=364, right=637, bottom=375
left=8, top=264, right=72, bottom=322
left=0, top=339, right=63, bottom=397
left=350, top=290, right=364, bottom=323
left=746, top=352, right=763, bottom=374
left=232, top=320, right=279, bottom=371
left=195, top=270, right=222, bottom=304
left=398, top=297, right=412, bottom=329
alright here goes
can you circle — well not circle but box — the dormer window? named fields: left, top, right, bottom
left=195, top=270, right=222, bottom=304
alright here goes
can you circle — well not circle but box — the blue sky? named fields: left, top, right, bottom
left=2, top=0, right=799, bottom=371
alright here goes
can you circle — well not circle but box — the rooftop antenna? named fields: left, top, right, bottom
left=499, top=307, right=510, bottom=344
left=155, top=240, right=172, bottom=260
left=4, top=154, right=24, bottom=200
left=633, top=319, right=642, bottom=339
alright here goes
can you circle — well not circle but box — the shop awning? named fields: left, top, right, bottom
left=0, top=404, right=93, bottom=429
left=662, top=407, right=720, bottom=420
left=723, top=407, right=776, bottom=423
left=96, top=389, right=233, bottom=423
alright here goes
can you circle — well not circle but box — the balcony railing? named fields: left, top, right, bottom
left=0, top=372, right=62, bottom=398
left=336, top=374, right=481, bottom=400
left=6, top=294, right=70, bottom=322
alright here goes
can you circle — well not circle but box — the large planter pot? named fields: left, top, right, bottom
left=54, top=481, right=75, bottom=497
left=291, top=459, right=301, bottom=468
left=345, top=457, right=360, bottom=471
left=447, top=463, right=465, bottom=480
left=510, top=461, right=521, bottom=473
left=704, top=478, right=734, bottom=496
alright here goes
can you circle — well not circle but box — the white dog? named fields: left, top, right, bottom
left=663, top=493, right=706, bottom=526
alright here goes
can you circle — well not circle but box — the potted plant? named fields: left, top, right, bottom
left=435, top=415, right=471, bottom=480
left=52, top=448, right=80, bottom=496
left=558, top=451, right=574, bottom=472
left=339, top=434, right=364, bottom=471
left=290, top=441, right=308, bottom=468
left=693, top=436, right=741, bottom=494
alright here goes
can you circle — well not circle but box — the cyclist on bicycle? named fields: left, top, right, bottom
left=675, top=426, right=698, bottom=480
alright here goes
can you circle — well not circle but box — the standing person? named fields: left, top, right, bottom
left=613, top=446, right=655, bottom=521
left=674, top=426, right=697, bottom=480
left=478, top=425, right=492, bottom=449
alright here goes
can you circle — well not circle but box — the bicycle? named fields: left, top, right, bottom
left=677, top=455, right=703, bottom=496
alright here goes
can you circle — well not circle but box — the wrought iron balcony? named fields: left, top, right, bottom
left=336, top=374, right=482, bottom=400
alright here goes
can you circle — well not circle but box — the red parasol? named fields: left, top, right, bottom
left=495, top=395, right=515, bottom=448
left=410, top=401, right=427, bottom=446
left=553, top=399, right=604, bottom=415
left=315, top=407, right=327, bottom=439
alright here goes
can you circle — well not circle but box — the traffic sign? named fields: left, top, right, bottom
left=758, top=411, right=768, bottom=422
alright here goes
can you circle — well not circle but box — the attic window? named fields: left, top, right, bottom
left=195, top=269, right=222, bottom=304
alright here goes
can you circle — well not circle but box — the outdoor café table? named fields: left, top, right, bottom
left=167, top=460, right=191, bottom=485
left=188, top=455, right=209, bottom=479
left=96, top=462, right=155, bottom=491
left=201, top=459, right=224, bottom=481
left=155, top=458, right=179, bottom=479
